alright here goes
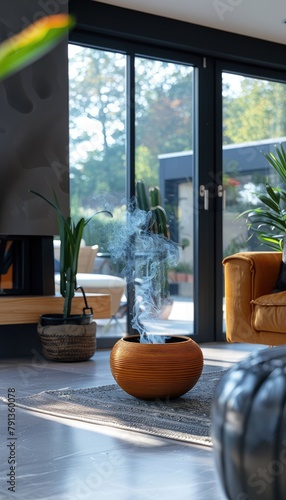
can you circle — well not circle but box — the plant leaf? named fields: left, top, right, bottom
left=263, top=144, right=286, bottom=185
left=0, top=14, right=75, bottom=81
left=136, top=180, right=150, bottom=212
left=265, top=184, right=280, bottom=204
left=255, top=194, right=280, bottom=213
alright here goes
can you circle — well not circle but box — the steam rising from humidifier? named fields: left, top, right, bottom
left=108, top=203, right=179, bottom=344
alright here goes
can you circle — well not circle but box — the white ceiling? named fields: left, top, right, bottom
left=97, top=0, right=286, bottom=45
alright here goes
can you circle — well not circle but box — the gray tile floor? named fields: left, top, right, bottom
left=0, top=342, right=263, bottom=499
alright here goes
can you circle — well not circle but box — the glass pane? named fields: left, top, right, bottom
left=222, top=72, right=286, bottom=328
left=134, top=57, right=194, bottom=337
left=68, top=45, right=128, bottom=339
left=223, top=73, right=286, bottom=255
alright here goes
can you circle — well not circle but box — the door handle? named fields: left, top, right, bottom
left=199, top=185, right=209, bottom=211
left=217, top=185, right=226, bottom=210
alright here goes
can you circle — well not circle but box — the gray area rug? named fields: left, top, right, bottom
left=8, top=370, right=225, bottom=447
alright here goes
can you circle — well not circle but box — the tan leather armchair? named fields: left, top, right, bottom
left=223, top=251, right=286, bottom=345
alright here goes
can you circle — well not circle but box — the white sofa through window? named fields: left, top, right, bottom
left=53, top=241, right=126, bottom=317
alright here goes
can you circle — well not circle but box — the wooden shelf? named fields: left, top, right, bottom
left=0, top=293, right=111, bottom=325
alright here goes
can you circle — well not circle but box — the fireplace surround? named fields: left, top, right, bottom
left=0, top=1, right=69, bottom=301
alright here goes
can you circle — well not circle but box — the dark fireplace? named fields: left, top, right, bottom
left=0, top=236, right=54, bottom=296
left=0, top=1, right=69, bottom=301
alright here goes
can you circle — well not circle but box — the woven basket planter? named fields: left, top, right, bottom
left=110, top=334, right=203, bottom=400
left=37, top=314, right=96, bottom=362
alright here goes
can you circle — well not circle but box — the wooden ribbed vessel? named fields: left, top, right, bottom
left=110, top=335, right=204, bottom=400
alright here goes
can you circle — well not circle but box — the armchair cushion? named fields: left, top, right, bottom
left=252, top=292, right=286, bottom=333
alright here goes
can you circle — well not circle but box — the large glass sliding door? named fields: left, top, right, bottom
left=68, top=44, right=197, bottom=344
left=221, top=69, right=286, bottom=332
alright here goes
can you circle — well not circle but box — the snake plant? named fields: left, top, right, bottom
left=241, top=144, right=286, bottom=251
left=30, top=190, right=112, bottom=319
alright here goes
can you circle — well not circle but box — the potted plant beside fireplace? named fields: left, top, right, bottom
left=32, top=189, right=112, bottom=362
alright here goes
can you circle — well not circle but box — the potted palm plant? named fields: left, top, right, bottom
left=240, top=143, right=286, bottom=292
left=32, top=189, right=112, bottom=361
left=241, top=143, right=286, bottom=251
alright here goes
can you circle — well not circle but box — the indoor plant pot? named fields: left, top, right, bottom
left=37, top=287, right=97, bottom=362
left=110, top=334, right=204, bottom=400
left=37, top=312, right=96, bottom=362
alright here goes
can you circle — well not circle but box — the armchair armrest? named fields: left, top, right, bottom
left=223, top=251, right=282, bottom=299
left=222, top=252, right=282, bottom=343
